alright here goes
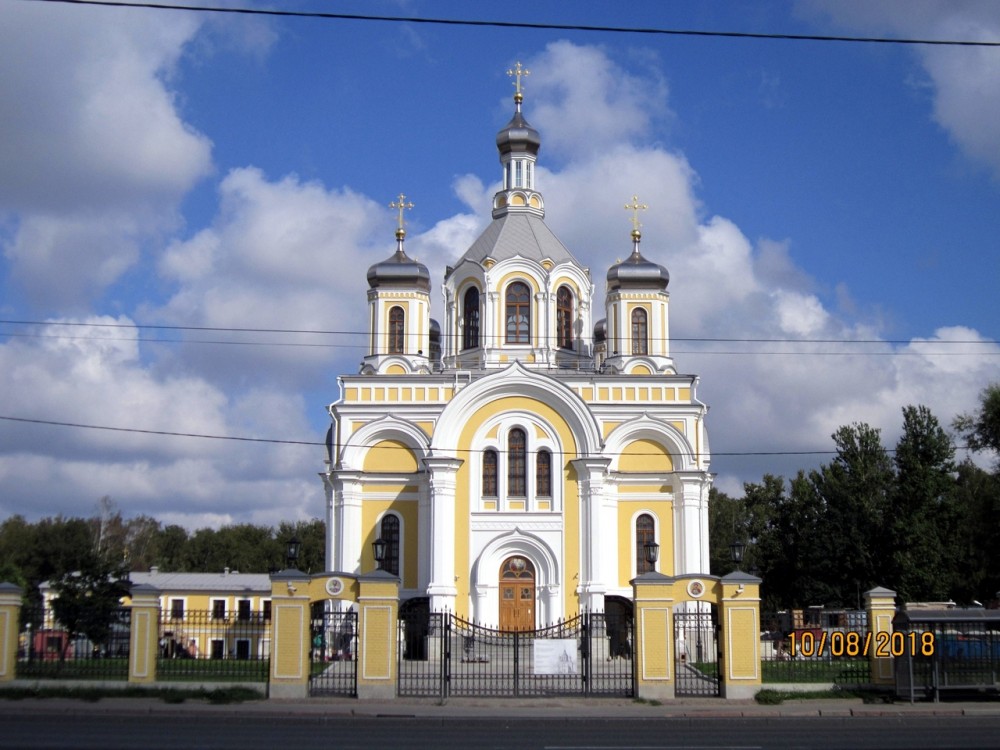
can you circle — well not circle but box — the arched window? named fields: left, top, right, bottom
left=389, top=306, right=405, bottom=354
left=505, top=282, right=531, bottom=344
left=631, top=308, right=648, bottom=355
left=556, top=286, right=574, bottom=350
left=380, top=514, right=400, bottom=576
left=536, top=449, right=552, bottom=497
left=463, top=287, right=480, bottom=350
left=508, top=428, right=527, bottom=496
left=482, top=449, right=498, bottom=497
left=636, top=513, right=655, bottom=574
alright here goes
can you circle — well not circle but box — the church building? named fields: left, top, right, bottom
left=323, top=68, right=712, bottom=629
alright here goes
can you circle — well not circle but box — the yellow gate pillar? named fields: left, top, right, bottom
left=128, top=584, right=161, bottom=684
left=356, top=570, right=400, bottom=700
left=0, top=583, right=22, bottom=683
left=718, top=572, right=762, bottom=699
left=866, top=586, right=896, bottom=685
left=269, top=570, right=313, bottom=699
left=631, top=572, right=676, bottom=701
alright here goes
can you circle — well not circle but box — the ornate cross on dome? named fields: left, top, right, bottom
left=507, top=61, right=530, bottom=101
left=624, top=195, right=648, bottom=238
left=390, top=193, right=414, bottom=238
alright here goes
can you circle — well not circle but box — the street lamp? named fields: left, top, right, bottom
left=286, top=536, right=301, bottom=569
left=729, top=538, right=746, bottom=571
left=372, top=538, right=388, bottom=571
left=643, top=540, right=659, bottom=570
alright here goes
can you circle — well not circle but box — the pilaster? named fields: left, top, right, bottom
left=268, top=570, right=312, bottom=700
left=866, top=586, right=897, bottom=685
left=571, top=456, right=612, bottom=611
left=631, top=572, right=676, bottom=701
left=356, top=570, right=401, bottom=700
left=127, top=584, right=161, bottom=684
left=0, top=583, right=23, bottom=683
left=718, top=572, right=762, bottom=699
left=423, top=455, right=463, bottom=612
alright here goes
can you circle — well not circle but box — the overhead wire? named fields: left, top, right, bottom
left=30, top=0, right=1000, bottom=48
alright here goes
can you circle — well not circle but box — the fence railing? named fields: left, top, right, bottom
left=157, top=609, right=270, bottom=682
left=760, top=609, right=870, bottom=684
left=17, top=606, right=131, bottom=681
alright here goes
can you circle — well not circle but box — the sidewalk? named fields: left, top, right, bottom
left=1, top=695, right=998, bottom=720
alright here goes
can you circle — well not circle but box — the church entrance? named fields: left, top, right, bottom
left=498, top=556, right=535, bottom=631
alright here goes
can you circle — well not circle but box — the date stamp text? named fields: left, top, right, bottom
left=788, top=630, right=935, bottom=658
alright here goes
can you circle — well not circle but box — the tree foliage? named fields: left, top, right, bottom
left=49, top=550, right=130, bottom=657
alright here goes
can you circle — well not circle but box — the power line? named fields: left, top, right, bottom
left=31, top=0, right=1000, bottom=48
left=1, top=318, right=996, bottom=350
left=0, top=414, right=973, bottom=458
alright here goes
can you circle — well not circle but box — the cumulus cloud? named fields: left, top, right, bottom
left=0, top=316, right=318, bottom=526
left=800, top=0, right=1000, bottom=177
left=0, top=2, right=213, bottom=309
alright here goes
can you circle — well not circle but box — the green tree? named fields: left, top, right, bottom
left=889, top=405, right=957, bottom=602
left=49, top=550, right=130, bottom=661
left=708, top=488, right=744, bottom=576
left=948, top=461, right=1000, bottom=604
left=809, top=423, right=893, bottom=608
left=954, top=383, right=1000, bottom=467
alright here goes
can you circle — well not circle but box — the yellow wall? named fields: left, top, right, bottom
left=617, top=500, right=674, bottom=583
left=455, top=395, right=580, bottom=616
left=361, top=495, right=419, bottom=589
left=619, top=438, right=673, bottom=472
left=363, top=440, right=418, bottom=473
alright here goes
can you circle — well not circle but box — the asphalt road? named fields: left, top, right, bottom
left=2, top=714, right=1000, bottom=750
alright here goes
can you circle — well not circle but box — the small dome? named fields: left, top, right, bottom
left=594, top=318, right=607, bottom=343
left=606, top=242, right=669, bottom=291
left=496, top=109, right=540, bottom=156
left=367, top=246, right=430, bottom=291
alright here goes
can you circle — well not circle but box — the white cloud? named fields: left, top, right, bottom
left=800, top=0, right=1000, bottom=177
left=0, top=2, right=213, bottom=308
left=0, top=316, right=320, bottom=527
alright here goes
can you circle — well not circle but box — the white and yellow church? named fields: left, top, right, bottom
left=322, top=69, right=712, bottom=629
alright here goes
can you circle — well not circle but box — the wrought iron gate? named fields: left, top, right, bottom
left=398, top=611, right=633, bottom=698
left=309, top=609, right=357, bottom=696
left=674, top=608, right=721, bottom=697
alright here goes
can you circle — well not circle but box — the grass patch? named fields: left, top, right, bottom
left=0, top=685, right=262, bottom=704
left=762, top=659, right=868, bottom=684
left=633, top=697, right=663, bottom=706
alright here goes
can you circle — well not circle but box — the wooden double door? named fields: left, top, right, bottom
left=498, top=556, right=536, bottom=631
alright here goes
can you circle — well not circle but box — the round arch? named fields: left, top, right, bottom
left=339, top=415, right=431, bottom=472
left=604, top=413, right=699, bottom=473
left=471, top=528, right=561, bottom=625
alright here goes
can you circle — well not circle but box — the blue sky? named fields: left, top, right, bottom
left=1, top=0, right=998, bottom=529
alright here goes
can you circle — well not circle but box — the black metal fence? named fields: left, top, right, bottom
left=674, top=609, right=720, bottom=696
left=397, top=611, right=633, bottom=698
left=309, top=609, right=358, bottom=696
left=157, top=609, right=270, bottom=681
left=760, top=609, right=870, bottom=684
left=17, top=605, right=130, bottom=680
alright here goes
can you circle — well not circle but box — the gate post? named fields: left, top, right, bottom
left=0, top=583, right=22, bottom=683
left=269, top=569, right=312, bottom=699
left=866, top=586, right=896, bottom=685
left=127, top=584, right=161, bottom=684
left=718, top=571, right=762, bottom=699
left=631, top=572, right=675, bottom=701
left=356, top=569, right=400, bottom=700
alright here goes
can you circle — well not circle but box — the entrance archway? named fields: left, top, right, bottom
left=499, top=556, right=535, bottom=631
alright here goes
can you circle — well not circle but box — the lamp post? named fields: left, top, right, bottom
left=729, top=538, right=746, bottom=572
left=286, top=536, right=301, bottom=570
left=643, top=540, right=659, bottom=571
left=372, top=538, right=388, bottom=571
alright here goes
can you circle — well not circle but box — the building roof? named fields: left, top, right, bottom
left=454, top=212, right=580, bottom=269
left=128, top=568, right=271, bottom=594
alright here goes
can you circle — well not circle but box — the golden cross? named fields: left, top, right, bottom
left=390, top=194, right=414, bottom=233
left=624, top=195, right=648, bottom=233
left=507, top=61, right=530, bottom=98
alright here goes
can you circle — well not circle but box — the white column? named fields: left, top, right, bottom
left=330, top=470, right=363, bottom=574
left=322, top=473, right=337, bottom=572
left=423, top=456, right=464, bottom=612
left=673, top=472, right=711, bottom=576
left=570, top=457, right=612, bottom=612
